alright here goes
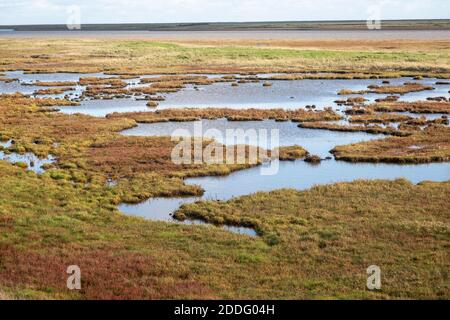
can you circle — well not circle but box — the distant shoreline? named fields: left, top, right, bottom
left=1, top=30, right=449, bottom=41
left=1, top=19, right=449, bottom=32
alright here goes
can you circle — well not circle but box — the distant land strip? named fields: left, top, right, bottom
left=1, top=19, right=449, bottom=31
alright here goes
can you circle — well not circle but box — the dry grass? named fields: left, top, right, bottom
left=374, top=95, right=400, bottom=103
left=0, top=77, right=18, bottom=83
left=0, top=290, right=12, bottom=300
left=1, top=36, right=449, bottom=300
left=0, top=38, right=449, bottom=75
left=0, top=93, right=79, bottom=107
left=277, top=145, right=308, bottom=161
left=0, top=243, right=213, bottom=300
left=33, top=81, right=78, bottom=87
left=78, top=77, right=128, bottom=87
left=332, top=126, right=450, bottom=163
left=33, top=87, right=75, bottom=95
left=174, top=179, right=450, bottom=299
left=339, top=82, right=435, bottom=95
left=348, top=114, right=413, bottom=124
left=107, top=107, right=342, bottom=123
left=6, top=148, right=448, bottom=299
left=79, top=76, right=232, bottom=99
left=0, top=94, right=306, bottom=200
left=85, top=136, right=263, bottom=179
left=298, top=121, right=410, bottom=136
left=369, top=101, right=450, bottom=114
left=0, top=93, right=449, bottom=299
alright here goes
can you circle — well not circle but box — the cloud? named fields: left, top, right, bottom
left=0, top=0, right=448, bottom=25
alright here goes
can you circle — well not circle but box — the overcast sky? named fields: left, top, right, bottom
left=0, top=0, right=448, bottom=25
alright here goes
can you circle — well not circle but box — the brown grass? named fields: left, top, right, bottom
left=86, top=136, right=254, bottom=178
left=33, top=81, right=78, bottom=87
left=0, top=93, right=449, bottom=299
left=33, top=87, right=75, bottom=95
left=298, top=121, right=410, bottom=136
left=370, top=82, right=434, bottom=94
left=174, top=179, right=450, bottom=299
left=374, top=95, right=400, bottom=103
left=332, top=125, right=450, bottom=163
left=339, top=82, right=435, bottom=95
left=0, top=77, right=18, bottom=83
left=107, top=107, right=342, bottom=123
left=83, top=136, right=302, bottom=180
left=0, top=94, right=284, bottom=200
left=0, top=38, right=449, bottom=75
left=0, top=243, right=212, bottom=300
left=369, top=101, right=450, bottom=114
left=277, top=145, right=308, bottom=161
left=348, top=114, right=413, bottom=124
left=0, top=93, right=80, bottom=107
left=78, top=77, right=128, bottom=87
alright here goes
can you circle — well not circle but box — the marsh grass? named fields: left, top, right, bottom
left=174, top=179, right=450, bottom=299
left=339, top=83, right=435, bottom=95
left=369, top=101, right=450, bottom=114
left=0, top=36, right=449, bottom=298
left=348, top=114, right=413, bottom=124
left=107, top=107, right=342, bottom=123
left=33, top=81, right=78, bottom=87
left=33, top=87, right=75, bottom=95
left=1, top=38, right=449, bottom=75
left=0, top=89, right=449, bottom=300
left=0, top=77, right=18, bottom=83
left=332, top=126, right=450, bottom=163
left=298, top=121, right=410, bottom=136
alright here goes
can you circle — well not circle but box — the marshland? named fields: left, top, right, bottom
left=0, top=22, right=449, bottom=300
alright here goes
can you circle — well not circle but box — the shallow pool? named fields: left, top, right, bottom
left=119, top=122, right=450, bottom=233
left=1, top=71, right=449, bottom=117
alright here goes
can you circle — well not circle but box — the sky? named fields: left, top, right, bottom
left=0, top=0, right=449, bottom=25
